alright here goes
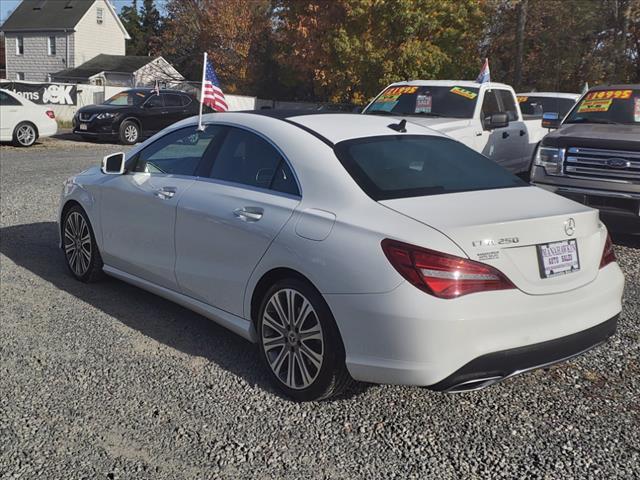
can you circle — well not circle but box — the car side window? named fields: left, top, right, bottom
left=481, top=90, right=502, bottom=129
left=497, top=90, right=518, bottom=121
left=208, top=127, right=299, bottom=195
left=180, top=95, right=192, bottom=107
left=133, top=126, right=222, bottom=176
left=0, top=91, right=22, bottom=106
left=164, top=94, right=182, bottom=107
left=145, top=94, right=164, bottom=108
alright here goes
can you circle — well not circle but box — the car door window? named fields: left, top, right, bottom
left=497, top=90, right=518, bottom=121
left=164, top=94, right=182, bottom=107
left=134, top=126, right=222, bottom=175
left=208, top=127, right=300, bottom=195
left=0, top=91, right=22, bottom=106
left=180, top=95, right=193, bottom=107
left=481, top=90, right=501, bottom=128
left=145, top=94, right=164, bottom=108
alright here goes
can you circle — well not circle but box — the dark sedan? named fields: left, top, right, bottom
left=73, top=89, right=201, bottom=145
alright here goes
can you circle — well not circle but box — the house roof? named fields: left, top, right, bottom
left=1, top=0, right=130, bottom=39
left=52, top=54, right=158, bottom=80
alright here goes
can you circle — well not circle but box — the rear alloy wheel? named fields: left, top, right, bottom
left=258, top=279, right=353, bottom=401
left=62, top=206, right=103, bottom=282
left=119, top=120, right=140, bottom=145
left=13, top=122, right=37, bottom=147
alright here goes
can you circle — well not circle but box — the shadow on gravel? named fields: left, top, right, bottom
left=611, top=232, right=640, bottom=249
left=0, top=221, right=289, bottom=397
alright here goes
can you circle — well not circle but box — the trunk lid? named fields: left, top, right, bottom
left=380, top=186, right=605, bottom=295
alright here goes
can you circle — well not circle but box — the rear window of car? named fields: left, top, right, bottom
left=518, top=96, right=577, bottom=117
left=333, top=135, right=527, bottom=201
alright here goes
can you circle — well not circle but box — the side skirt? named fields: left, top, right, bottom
left=102, top=265, right=257, bottom=343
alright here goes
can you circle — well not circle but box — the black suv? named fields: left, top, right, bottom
left=73, top=89, right=201, bottom=144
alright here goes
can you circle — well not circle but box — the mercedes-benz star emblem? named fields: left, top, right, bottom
left=564, top=218, right=576, bottom=236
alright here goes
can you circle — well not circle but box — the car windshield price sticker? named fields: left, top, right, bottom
left=585, top=89, right=632, bottom=100
left=577, top=99, right=612, bottom=113
left=415, top=94, right=432, bottom=113
left=537, top=239, right=580, bottom=279
left=450, top=87, right=478, bottom=99
left=635, top=97, right=640, bottom=122
left=516, top=96, right=528, bottom=103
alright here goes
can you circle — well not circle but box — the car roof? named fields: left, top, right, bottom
left=589, top=84, right=640, bottom=91
left=187, top=111, right=447, bottom=145
left=123, top=88, right=189, bottom=95
left=516, top=92, right=580, bottom=99
left=386, top=80, right=514, bottom=90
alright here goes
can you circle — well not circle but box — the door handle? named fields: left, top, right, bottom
left=161, top=110, right=169, bottom=114
left=520, top=129, right=526, bottom=136
left=233, top=207, right=264, bottom=222
left=502, top=131, right=510, bottom=139
left=154, top=186, right=177, bottom=199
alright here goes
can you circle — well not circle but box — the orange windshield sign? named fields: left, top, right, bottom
left=516, top=96, right=528, bottom=103
left=382, top=86, right=419, bottom=96
left=584, top=90, right=632, bottom=100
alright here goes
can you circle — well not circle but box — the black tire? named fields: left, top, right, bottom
left=257, top=278, right=353, bottom=401
left=12, top=122, right=38, bottom=147
left=62, top=205, right=104, bottom=283
left=119, top=120, right=140, bottom=145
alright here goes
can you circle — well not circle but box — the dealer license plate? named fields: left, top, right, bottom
left=537, top=239, right=580, bottom=279
left=79, top=124, right=88, bottom=131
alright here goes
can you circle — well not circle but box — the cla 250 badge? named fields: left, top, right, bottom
left=472, top=237, right=520, bottom=247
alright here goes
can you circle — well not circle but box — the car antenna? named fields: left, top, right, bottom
left=388, top=119, right=407, bottom=133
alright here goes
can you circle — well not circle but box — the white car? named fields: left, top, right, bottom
left=0, top=88, right=58, bottom=147
left=363, top=80, right=549, bottom=174
left=516, top=92, right=580, bottom=119
left=58, top=112, right=624, bottom=400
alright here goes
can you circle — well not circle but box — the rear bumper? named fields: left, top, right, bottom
left=39, top=119, right=58, bottom=138
left=430, top=315, right=617, bottom=392
left=325, top=262, right=624, bottom=388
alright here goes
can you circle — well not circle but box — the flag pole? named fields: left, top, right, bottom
left=198, top=52, right=207, bottom=131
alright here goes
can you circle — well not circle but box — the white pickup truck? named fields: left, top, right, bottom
left=363, top=80, right=548, bottom=174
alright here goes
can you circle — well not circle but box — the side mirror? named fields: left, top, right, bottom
left=101, top=152, right=126, bottom=175
left=541, top=112, right=561, bottom=129
left=484, top=112, right=509, bottom=130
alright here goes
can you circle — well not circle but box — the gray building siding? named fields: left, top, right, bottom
left=4, top=31, right=74, bottom=82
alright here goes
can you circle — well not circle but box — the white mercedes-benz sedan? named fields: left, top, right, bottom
left=58, top=111, right=624, bottom=400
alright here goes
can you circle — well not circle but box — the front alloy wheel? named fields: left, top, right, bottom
left=258, top=279, right=353, bottom=401
left=62, top=206, right=103, bottom=282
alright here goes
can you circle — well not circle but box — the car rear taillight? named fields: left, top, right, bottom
left=381, top=239, right=515, bottom=299
left=599, top=233, right=616, bottom=268
left=45, top=110, right=55, bottom=119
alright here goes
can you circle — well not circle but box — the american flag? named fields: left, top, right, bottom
left=476, top=58, right=491, bottom=84
left=202, top=60, right=228, bottom=112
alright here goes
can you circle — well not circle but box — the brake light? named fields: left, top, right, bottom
left=381, top=239, right=515, bottom=299
left=45, top=110, right=55, bottom=119
left=599, top=233, right=616, bottom=268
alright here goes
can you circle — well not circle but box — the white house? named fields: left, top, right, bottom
left=51, top=54, right=185, bottom=87
left=0, top=0, right=130, bottom=82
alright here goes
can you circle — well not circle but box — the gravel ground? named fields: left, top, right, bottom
left=1, top=137, right=639, bottom=480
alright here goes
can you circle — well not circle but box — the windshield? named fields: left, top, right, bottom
left=518, top=96, right=577, bottom=117
left=104, top=91, right=147, bottom=106
left=334, top=135, right=526, bottom=201
left=364, top=85, right=479, bottom=119
left=564, top=88, right=640, bottom=125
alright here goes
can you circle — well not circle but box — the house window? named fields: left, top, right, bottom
left=48, top=36, right=56, bottom=56
left=16, top=72, right=25, bottom=80
left=16, top=36, right=24, bottom=55
left=96, top=7, right=104, bottom=24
